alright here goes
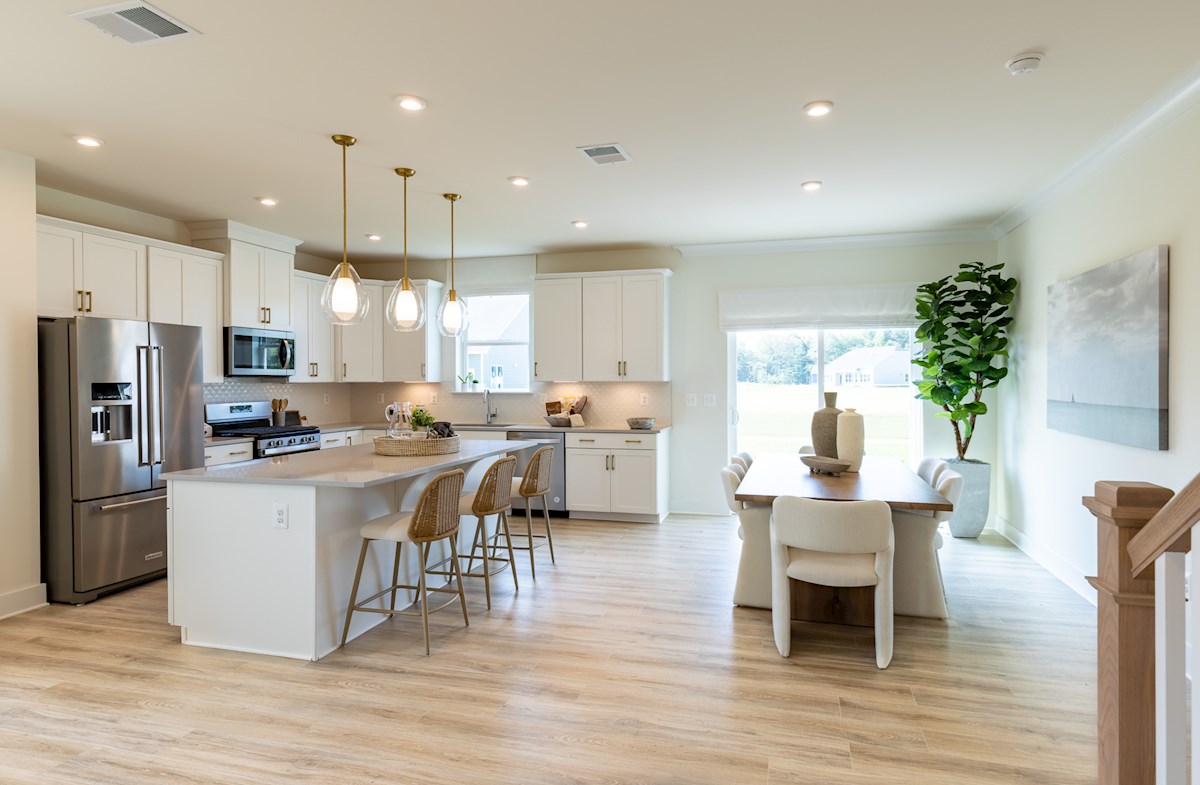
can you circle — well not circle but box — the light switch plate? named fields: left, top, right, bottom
left=272, top=502, right=288, bottom=530
left=376, top=393, right=384, bottom=403
left=704, top=393, right=717, bottom=407
left=685, top=393, right=697, bottom=407
left=323, top=394, right=330, bottom=404
left=431, top=393, right=439, bottom=404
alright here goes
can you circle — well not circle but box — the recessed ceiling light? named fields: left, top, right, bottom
left=257, top=197, right=278, bottom=206
left=73, top=135, right=103, bottom=147
left=572, top=220, right=588, bottom=229
left=366, top=233, right=381, bottom=241
left=508, top=176, right=530, bottom=186
left=803, top=100, right=834, bottom=117
left=801, top=180, right=823, bottom=192
left=395, top=95, right=427, bottom=111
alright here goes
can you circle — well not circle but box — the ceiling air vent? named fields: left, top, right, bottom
left=72, top=2, right=199, bottom=45
left=578, top=143, right=632, bottom=165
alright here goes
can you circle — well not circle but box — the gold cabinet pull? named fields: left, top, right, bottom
left=534, top=361, right=538, bottom=377
left=265, top=306, right=272, bottom=323
left=343, top=363, right=347, bottom=377
left=85, top=291, right=94, bottom=312
left=229, top=450, right=249, bottom=456
left=76, top=290, right=85, bottom=312
left=420, top=362, right=425, bottom=377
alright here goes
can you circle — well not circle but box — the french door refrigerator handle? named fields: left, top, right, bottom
left=136, top=345, right=152, bottom=467
left=153, top=345, right=166, bottom=465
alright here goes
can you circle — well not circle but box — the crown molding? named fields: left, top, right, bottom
left=673, top=228, right=995, bottom=257
left=990, top=62, right=1200, bottom=239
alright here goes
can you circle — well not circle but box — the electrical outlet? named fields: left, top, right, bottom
left=376, top=393, right=384, bottom=404
left=640, top=393, right=649, bottom=406
left=272, top=502, right=288, bottom=530
left=431, top=392, right=438, bottom=404
left=685, top=393, right=697, bottom=407
left=323, top=393, right=330, bottom=404
left=704, top=393, right=717, bottom=407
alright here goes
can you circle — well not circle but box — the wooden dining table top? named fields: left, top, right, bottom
left=734, top=454, right=953, bottom=512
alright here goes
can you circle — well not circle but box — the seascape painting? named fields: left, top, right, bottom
left=1046, top=245, right=1168, bottom=450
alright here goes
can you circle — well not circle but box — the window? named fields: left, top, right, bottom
left=460, top=292, right=531, bottom=391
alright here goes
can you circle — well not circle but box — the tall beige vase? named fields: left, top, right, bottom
left=811, top=392, right=841, bottom=458
left=836, top=408, right=865, bottom=472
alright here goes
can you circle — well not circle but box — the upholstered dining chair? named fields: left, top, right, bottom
left=730, top=454, right=749, bottom=473
left=721, top=464, right=772, bottom=608
left=770, top=496, right=895, bottom=668
left=510, top=445, right=556, bottom=578
left=457, top=455, right=519, bottom=609
left=727, top=459, right=746, bottom=480
left=916, top=457, right=942, bottom=485
left=891, top=468, right=963, bottom=619
left=735, top=451, right=754, bottom=469
left=341, top=469, right=469, bottom=655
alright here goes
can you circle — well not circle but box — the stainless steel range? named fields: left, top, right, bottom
left=206, top=401, right=321, bottom=458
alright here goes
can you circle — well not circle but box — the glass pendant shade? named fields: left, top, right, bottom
left=321, top=261, right=369, bottom=324
left=436, top=290, right=469, bottom=337
left=386, top=280, right=425, bottom=331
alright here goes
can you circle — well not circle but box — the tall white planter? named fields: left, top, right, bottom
left=836, top=408, right=865, bottom=472
left=946, top=459, right=990, bottom=538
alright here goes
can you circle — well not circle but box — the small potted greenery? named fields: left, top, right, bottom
left=409, top=406, right=436, bottom=433
left=457, top=372, right=480, bottom=391
left=913, top=261, right=1017, bottom=538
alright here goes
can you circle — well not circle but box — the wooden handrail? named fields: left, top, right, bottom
left=1127, top=471, right=1200, bottom=578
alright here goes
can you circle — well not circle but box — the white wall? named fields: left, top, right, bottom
left=0, top=150, right=45, bottom=618
left=996, top=101, right=1200, bottom=600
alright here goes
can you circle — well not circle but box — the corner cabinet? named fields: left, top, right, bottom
left=291, top=271, right=336, bottom=383
left=187, top=220, right=301, bottom=330
left=533, top=270, right=670, bottom=383
left=382, top=279, right=443, bottom=382
left=565, top=431, right=669, bottom=523
left=37, top=218, right=148, bottom=321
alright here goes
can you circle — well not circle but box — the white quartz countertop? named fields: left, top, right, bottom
left=317, top=421, right=669, bottom=435
left=164, top=439, right=536, bottom=488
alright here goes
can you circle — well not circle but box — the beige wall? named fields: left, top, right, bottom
left=995, top=101, right=1200, bottom=599
left=0, top=150, right=45, bottom=618
left=36, top=186, right=191, bottom=245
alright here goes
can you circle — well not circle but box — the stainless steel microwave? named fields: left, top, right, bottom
left=224, top=326, right=295, bottom=377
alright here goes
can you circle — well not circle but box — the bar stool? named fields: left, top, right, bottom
left=458, top=455, right=519, bottom=609
left=340, top=469, right=468, bottom=655
left=510, top=445, right=556, bottom=578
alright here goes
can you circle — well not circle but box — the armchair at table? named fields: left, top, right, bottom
left=721, top=464, right=772, bottom=609
left=890, top=469, right=963, bottom=619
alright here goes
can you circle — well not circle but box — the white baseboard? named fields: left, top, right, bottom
left=992, top=517, right=1097, bottom=606
left=0, top=583, right=48, bottom=620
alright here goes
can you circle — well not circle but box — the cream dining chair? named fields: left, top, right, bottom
left=721, top=464, right=772, bottom=608
left=771, top=496, right=895, bottom=668
left=735, top=451, right=754, bottom=469
left=891, top=468, right=963, bottom=619
left=916, top=457, right=943, bottom=485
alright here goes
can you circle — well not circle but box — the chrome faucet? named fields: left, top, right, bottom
left=483, top=388, right=498, bottom=425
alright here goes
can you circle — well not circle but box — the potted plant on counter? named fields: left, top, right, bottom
left=409, top=406, right=436, bottom=434
left=913, top=261, right=1017, bottom=538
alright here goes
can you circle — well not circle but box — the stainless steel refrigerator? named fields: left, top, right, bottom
left=38, top=317, right=205, bottom=604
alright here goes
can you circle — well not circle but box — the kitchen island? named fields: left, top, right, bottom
left=162, top=439, right=534, bottom=661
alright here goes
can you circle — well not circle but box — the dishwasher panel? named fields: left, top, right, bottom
left=506, top=431, right=566, bottom=514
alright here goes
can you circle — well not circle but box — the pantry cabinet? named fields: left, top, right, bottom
left=564, top=430, right=669, bottom=522
left=148, top=247, right=224, bottom=383
left=37, top=219, right=148, bottom=321
left=382, top=279, right=443, bottom=382
left=291, top=271, right=335, bottom=383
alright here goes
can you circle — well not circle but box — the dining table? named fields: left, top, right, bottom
left=734, top=453, right=952, bottom=626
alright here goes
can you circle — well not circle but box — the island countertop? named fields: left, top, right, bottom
left=163, top=438, right=537, bottom=489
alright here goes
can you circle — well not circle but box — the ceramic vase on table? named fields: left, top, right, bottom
left=811, top=392, right=842, bottom=458
left=836, top=408, right=865, bottom=472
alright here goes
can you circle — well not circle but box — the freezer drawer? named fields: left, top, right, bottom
left=73, top=490, right=167, bottom=593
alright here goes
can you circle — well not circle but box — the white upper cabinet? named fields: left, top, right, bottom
left=618, top=274, right=669, bottom=381
left=581, top=277, right=623, bottom=381
left=148, top=247, right=224, bottom=384
left=382, top=280, right=442, bottom=382
left=37, top=219, right=148, bottom=321
left=187, top=221, right=301, bottom=331
left=532, top=277, right=583, bottom=382
left=291, top=272, right=335, bottom=383
left=336, top=282, right=383, bottom=382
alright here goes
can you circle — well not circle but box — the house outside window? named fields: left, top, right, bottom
left=460, top=292, right=531, bottom=391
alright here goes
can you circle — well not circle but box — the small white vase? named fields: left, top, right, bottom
left=836, top=408, right=865, bottom=472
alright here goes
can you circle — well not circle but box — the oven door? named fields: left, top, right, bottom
left=225, top=327, right=295, bottom=377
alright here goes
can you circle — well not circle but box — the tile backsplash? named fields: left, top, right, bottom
left=202, top=380, right=351, bottom=424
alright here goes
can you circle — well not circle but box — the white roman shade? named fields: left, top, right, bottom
left=718, top=283, right=920, bottom=331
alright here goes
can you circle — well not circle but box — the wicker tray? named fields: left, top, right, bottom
left=374, top=434, right=460, bottom=457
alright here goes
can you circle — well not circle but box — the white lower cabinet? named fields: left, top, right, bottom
left=204, top=442, right=255, bottom=466
left=565, top=431, right=668, bottom=522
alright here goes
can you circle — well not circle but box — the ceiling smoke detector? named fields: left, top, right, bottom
left=72, top=2, right=199, bottom=45
left=1005, top=52, right=1044, bottom=77
left=578, top=143, right=631, bottom=165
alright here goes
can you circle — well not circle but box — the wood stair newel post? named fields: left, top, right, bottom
left=1082, top=480, right=1174, bottom=785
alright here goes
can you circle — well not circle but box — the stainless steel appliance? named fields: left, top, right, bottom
left=38, top=317, right=205, bottom=604
left=506, top=430, right=566, bottom=514
left=206, top=401, right=321, bottom=457
left=224, top=326, right=295, bottom=377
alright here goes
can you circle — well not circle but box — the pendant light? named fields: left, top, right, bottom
left=385, top=167, right=425, bottom=331
left=320, top=134, right=369, bottom=325
left=436, top=193, right=469, bottom=338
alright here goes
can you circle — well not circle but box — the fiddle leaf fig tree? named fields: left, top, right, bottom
left=912, top=261, right=1017, bottom=461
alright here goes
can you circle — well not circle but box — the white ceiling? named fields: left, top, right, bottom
left=3, top=1, right=1199, bottom=262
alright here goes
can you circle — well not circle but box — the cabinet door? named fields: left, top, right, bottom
left=320, top=432, right=348, bottom=449
left=37, top=225, right=84, bottom=317
left=227, top=240, right=264, bottom=327
left=383, top=282, right=427, bottom=382
left=308, top=279, right=335, bottom=382
left=609, top=449, right=658, bottom=515
left=337, top=284, right=383, bottom=382
left=532, top=278, right=582, bottom=381
left=261, top=247, right=293, bottom=329
left=290, top=276, right=311, bottom=382
left=180, top=255, right=223, bottom=384
left=147, top=248, right=184, bottom=324
left=581, top=276, right=622, bottom=381
left=565, top=448, right=611, bottom=513
left=81, top=234, right=147, bottom=320
left=620, top=275, right=667, bottom=381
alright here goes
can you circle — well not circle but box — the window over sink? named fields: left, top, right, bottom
left=459, top=292, right=531, bottom=392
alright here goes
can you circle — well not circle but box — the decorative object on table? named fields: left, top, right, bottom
left=836, top=407, right=865, bottom=472
left=384, top=167, right=425, bottom=332
left=810, top=391, right=842, bottom=458
left=545, top=401, right=563, bottom=416
left=800, top=455, right=851, bottom=476
left=570, top=395, right=588, bottom=415
left=436, top=193, right=469, bottom=337
left=409, top=407, right=436, bottom=431
left=428, top=421, right=456, bottom=438
left=271, top=398, right=288, bottom=426
left=913, top=260, right=1018, bottom=537
left=544, top=414, right=571, bottom=426
left=1046, top=245, right=1168, bottom=451
left=374, top=421, right=459, bottom=456
left=321, top=134, right=369, bottom=326
left=568, top=413, right=585, bottom=427
left=627, top=417, right=656, bottom=430
left=384, top=401, right=405, bottom=437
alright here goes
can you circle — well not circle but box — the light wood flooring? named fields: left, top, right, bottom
left=0, top=517, right=1097, bottom=784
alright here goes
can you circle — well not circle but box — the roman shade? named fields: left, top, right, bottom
left=718, top=283, right=919, bottom=331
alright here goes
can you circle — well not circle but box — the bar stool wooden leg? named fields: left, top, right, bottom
left=541, top=494, right=556, bottom=564
left=418, top=542, right=432, bottom=655
left=525, top=503, right=537, bottom=579
left=449, top=536, right=470, bottom=626
left=500, top=510, right=518, bottom=592
left=389, top=542, right=402, bottom=611
left=341, top=538, right=371, bottom=647
left=477, top=515, right=492, bottom=609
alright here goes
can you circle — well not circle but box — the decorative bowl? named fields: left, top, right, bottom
left=627, top=417, right=656, bottom=430
left=544, top=415, right=572, bottom=427
left=801, top=455, right=851, bottom=476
